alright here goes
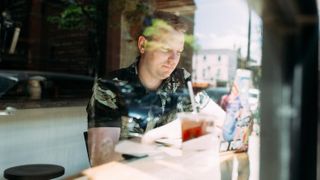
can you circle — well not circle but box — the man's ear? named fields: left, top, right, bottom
left=137, top=36, right=147, bottom=54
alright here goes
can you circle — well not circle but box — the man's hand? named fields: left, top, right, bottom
left=141, top=120, right=182, bottom=145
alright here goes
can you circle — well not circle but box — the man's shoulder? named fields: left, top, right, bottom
left=106, top=66, right=136, bottom=81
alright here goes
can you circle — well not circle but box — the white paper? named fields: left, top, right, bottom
left=115, top=140, right=160, bottom=156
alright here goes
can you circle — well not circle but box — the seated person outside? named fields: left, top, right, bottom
left=86, top=11, right=226, bottom=166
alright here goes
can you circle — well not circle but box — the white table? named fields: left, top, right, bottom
left=76, top=134, right=250, bottom=180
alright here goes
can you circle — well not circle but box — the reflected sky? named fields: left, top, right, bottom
left=194, top=0, right=262, bottom=64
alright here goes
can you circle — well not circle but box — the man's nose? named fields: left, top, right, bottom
left=168, top=51, right=180, bottom=61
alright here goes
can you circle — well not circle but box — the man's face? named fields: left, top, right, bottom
left=141, top=29, right=185, bottom=80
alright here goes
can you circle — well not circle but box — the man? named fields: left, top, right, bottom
left=87, top=11, right=225, bottom=166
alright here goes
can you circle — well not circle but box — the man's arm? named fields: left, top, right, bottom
left=88, top=127, right=121, bottom=166
left=86, top=79, right=125, bottom=166
left=199, top=97, right=226, bottom=128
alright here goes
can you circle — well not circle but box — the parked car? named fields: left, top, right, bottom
left=205, top=87, right=229, bottom=104
left=248, top=88, right=260, bottom=112
left=0, top=70, right=94, bottom=102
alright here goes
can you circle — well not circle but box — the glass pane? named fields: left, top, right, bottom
left=192, top=1, right=262, bottom=179
left=0, top=0, right=263, bottom=178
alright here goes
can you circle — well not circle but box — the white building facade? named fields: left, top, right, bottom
left=192, top=49, right=238, bottom=87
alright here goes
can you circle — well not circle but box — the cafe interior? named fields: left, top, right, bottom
left=0, top=0, right=318, bottom=179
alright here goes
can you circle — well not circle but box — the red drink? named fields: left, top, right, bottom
left=182, top=119, right=205, bottom=141
left=179, top=112, right=215, bottom=142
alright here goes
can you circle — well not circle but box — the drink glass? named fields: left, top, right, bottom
left=177, top=112, right=215, bottom=142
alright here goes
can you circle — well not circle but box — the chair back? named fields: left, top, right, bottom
left=83, top=131, right=90, bottom=164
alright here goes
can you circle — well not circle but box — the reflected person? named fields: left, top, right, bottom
left=86, top=11, right=225, bottom=166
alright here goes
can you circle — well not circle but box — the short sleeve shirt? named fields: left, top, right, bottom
left=87, top=57, right=211, bottom=139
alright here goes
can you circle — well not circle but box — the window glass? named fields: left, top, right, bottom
left=0, top=1, right=262, bottom=177
left=192, top=1, right=262, bottom=179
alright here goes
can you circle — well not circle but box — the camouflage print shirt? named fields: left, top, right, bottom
left=87, top=58, right=210, bottom=139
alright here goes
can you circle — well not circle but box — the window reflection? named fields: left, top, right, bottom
left=0, top=0, right=262, bottom=178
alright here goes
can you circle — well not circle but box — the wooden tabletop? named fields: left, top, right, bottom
left=72, top=135, right=250, bottom=180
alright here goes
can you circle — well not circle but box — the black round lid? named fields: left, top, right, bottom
left=4, top=164, right=65, bottom=180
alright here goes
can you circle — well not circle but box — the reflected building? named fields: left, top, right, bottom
left=192, top=49, right=237, bottom=87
